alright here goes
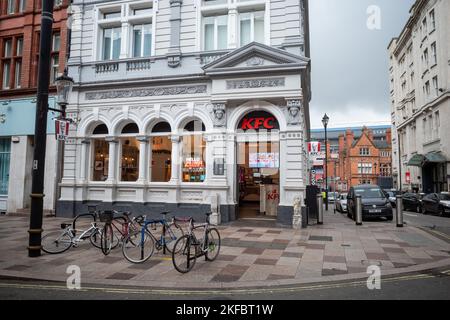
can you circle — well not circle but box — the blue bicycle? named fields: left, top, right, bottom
left=122, top=211, right=188, bottom=263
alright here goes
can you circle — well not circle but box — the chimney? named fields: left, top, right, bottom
left=386, top=128, right=392, bottom=144
left=338, top=134, right=345, bottom=152
left=368, top=129, right=374, bottom=141
left=346, top=129, right=353, bottom=149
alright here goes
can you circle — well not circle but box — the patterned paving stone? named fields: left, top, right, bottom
left=254, top=258, right=278, bottom=266
left=216, top=254, right=238, bottom=262
left=105, top=272, right=137, bottom=280
left=243, top=247, right=265, bottom=255
left=365, top=252, right=390, bottom=260
left=306, top=243, right=326, bottom=250
left=3, top=265, right=31, bottom=271
left=281, top=251, right=303, bottom=258
left=323, top=255, right=346, bottom=263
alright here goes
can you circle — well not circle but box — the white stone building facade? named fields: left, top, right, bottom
left=388, top=0, right=449, bottom=193
left=58, top=0, right=311, bottom=225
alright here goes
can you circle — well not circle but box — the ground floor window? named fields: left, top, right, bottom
left=151, top=136, right=172, bottom=182
left=182, top=120, right=206, bottom=183
left=0, top=138, right=11, bottom=195
left=92, top=139, right=109, bottom=181
left=120, top=137, right=140, bottom=182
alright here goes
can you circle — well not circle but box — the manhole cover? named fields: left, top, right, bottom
left=309, top=235, right=333, bottom=242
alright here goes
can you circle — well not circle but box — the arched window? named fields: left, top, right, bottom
left=182, top=119, right=206, bottom=183
left=150, top=122, right=172, bottom=182
left=91, top=123, right=109, bottom=181
left=120, top=122, right=139, bottom=182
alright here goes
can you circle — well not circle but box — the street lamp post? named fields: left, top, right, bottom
left=322, top=114, right=329, bottom=211
left=28, top=0, right=55, bottom=258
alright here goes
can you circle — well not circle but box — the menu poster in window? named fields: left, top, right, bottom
left=249, top=152, right=279, bottom=168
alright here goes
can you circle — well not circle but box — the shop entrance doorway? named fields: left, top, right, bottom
left=235, top=110, right=280, bottom=220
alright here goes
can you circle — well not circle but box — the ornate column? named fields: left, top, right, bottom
left=105, top=137, right=119, bottom=183
left=228, top=6, right=238, bottom=49
left=137, top=136, right=149, bottom=182
left=167, top=0, right=182, bottom=67
left=170, top=135, right=181, bottom=183
left=79, top=139, right=90, bottom=182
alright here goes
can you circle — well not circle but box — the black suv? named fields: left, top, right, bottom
left=347, top=185, right=393, bottom=221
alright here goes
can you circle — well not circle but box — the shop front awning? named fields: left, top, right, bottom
left=407, top=154, right=425, bottom=167
left=424, top=152, right=447, bottom=163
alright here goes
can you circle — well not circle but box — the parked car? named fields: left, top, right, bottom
left=402, top=193, right=422, bottom=213
left=422, top=193, right=450, bottom=217
left=347, top=185, right=393, bottom=221
left=328, top=192, right=339, bottom=203
left=384, top=190, right=401, bottom=208
left=336, top=193, right=348, bottom=213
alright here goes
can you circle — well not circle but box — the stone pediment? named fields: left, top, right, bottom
left=203, top=42, right=309, bottom=76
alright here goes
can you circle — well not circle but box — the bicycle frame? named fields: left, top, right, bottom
left=140, top=217, right=177, bottom=254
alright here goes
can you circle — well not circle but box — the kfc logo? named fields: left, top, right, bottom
left=238, top=111, right=279, bottom=131
left=308, top=142, right=321, bottom=154
left=241, top=117, right=276, bottom=130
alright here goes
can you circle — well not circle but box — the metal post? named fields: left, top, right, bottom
left=28, top=0, right=55, bottom=257
left=316, top=194, right=323, bottom=225
left=396, top=195, right=403, bottom=227
left=355, top=195, right=362, bottom=226
left=324, top=127, right=328, bottom=211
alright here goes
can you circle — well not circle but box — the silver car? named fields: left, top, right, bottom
left=336, top=193, right=348, bottom=213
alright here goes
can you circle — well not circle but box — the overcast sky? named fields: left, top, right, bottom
left=309, top=0, right=415, bottom=129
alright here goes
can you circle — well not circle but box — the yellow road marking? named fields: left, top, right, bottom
left=0, top=273, right=439, bottom=296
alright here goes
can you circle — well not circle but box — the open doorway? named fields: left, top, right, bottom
left=237, top=141, right=280, bottom=219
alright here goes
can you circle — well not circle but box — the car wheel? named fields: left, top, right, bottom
left=439, top=207, right=446, bottom=217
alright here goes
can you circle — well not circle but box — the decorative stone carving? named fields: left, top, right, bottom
left=167, top=54, right=181, bottom=68
left=286, top=99, right=303, bottom=126
left=292, top=197, right=303, bottom=229
left=246, top=56, right=265, bottom=66
left=210, top=102, right=226, bottom=127
left=85, top=85, right=207, bottom=100
left=226, top=78, right=285, bottom=90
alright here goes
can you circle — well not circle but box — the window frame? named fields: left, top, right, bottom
left=95, top=1, right=156, bottom=61
left=238, top=10, right=265, bottom=47
left=131, top=23, right=152, bottom=58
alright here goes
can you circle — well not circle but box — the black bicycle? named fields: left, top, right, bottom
left=171, top=212, right=221, bottom=273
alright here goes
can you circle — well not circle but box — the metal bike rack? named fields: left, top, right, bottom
left=355, top=195, right=362, bottom=226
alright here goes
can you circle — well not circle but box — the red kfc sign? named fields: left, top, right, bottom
left=238, top=111, right=279, bottom=131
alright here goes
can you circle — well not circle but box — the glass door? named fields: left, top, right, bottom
left=0, top=138, right=11, bottom=195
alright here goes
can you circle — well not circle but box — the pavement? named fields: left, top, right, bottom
left=0, top=210, right=450, bottom=290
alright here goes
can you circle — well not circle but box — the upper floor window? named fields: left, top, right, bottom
left=239, top=11, right=265, bottom=46
left=96, top=2, right=154, bottom=60
left=421, top=18, right=427, bottom=37
left=102, top=27, right=121, bottom=60
left=359, top=148, right=370, bottom=156
left=1, top=37, right=22, bottom=90
left=132, top=24, right=152, bottom=58
left=429, top=10, right=436, bottom=32
left=203, top=15, right=228, bottom=51
left=199, top=0, right=268, bottom=51
left=50, top=32, right=61, bottom=84
left=432, top=76, right=438, bottom=97
left=430, top=42, right=437, bottom=66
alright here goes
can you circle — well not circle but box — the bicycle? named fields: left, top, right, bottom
left=171, top=212, right=221, bottom=273
left=122, top=211, right=187, bottom=264
left=99, top=210, right=141, bottom=256
left=41, top=213, right=105, bottom=254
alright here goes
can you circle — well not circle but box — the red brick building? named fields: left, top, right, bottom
left=332, top=127, right=392, bottom=191
left=0, top=0, right=69, bottom=214
left=0, top=0, right=69, bottom=96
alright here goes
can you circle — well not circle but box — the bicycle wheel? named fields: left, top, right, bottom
left=101, top=223, right=114, bottom=255
left=164, top=223, right=184, bottom=254
left=89, top=228, right=102, bottom=249
left=42, top=230, right=72, bottom=254
left=172, top=235, right=197, bottom=273
left=205, top=228, right=221, bottom=261
left=122, top=229, right=155, bottom=263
